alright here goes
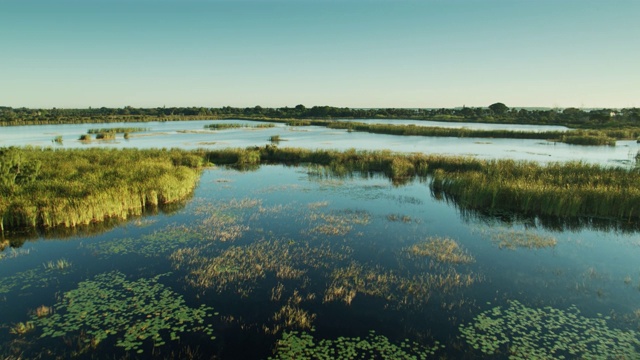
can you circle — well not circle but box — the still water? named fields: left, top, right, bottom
left=1, top=165, right=639, bottom=359
left=0, top=120, right=637, bottom=166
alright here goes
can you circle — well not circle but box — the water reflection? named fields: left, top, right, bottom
left=2, top=165, right=640, bottom=359
left=1, top=119, right=637, bottom=166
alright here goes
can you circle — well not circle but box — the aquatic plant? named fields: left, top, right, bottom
left=9, top=321, right=35, bottom=336
left=204, top=123, right=275, bottom=130
left=94, top=132, right=116, bottom=140
left=78, top=134, right=91, bottom=141
left=0, top=260, right=75, bottom=294
left=459, top=300, right=640, bottom=359
left=324, top=261, right=479, bottom=308
left=87, top=127, right=148, bottom=134
left=479, top=228, right=557, bottom=250
left=268, top=329, right=443, bottom=360
left=269, top=135, right=282, bottom=143
left=0, top=246, right=31, bottom=262
left=84, top=225, right=204, bottom=257
left=33, top=305, right=53, bottom=318
left=407, top=237, right=474, bottom=264
left=386, top=214, right=413, bottom=223
left=304, top=209, right=370, bottom=237
left=171, top=238, right=350, bottom=297
left=34, top=271, right=216, bottom=353
left=267, top=291, right=318, bottom=334
left=43, top=258, right=72, bottom=270
left=53, top=135, right=63, bottom=144
left=1, top=147, right=202, bottom=231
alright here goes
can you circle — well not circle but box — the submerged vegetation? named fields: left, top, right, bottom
left=478, top=228, right=558, bottom=250
left=407, top=237, right=474, bottom=264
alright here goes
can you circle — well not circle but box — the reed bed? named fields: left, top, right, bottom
left=204, top=123, right=275, bottom=130
left=94, top=132, right=116, bottom=140
left=87, top=127, right=149, bottom=134
left=1, top=147, right=203, bottom=232
left=283, top=120, right=638, bottom=146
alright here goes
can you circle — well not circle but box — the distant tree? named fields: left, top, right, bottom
left=488, top=102, right=509, bottom=115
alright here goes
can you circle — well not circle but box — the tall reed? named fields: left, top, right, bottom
left=1, top=147, right=203, bottom=231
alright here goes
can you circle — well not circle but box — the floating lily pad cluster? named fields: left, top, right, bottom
left=84, top=225, right=202, bottom=257
left=269, top=329, right=443, bottom=360
left=34, top=271, right=216, bottom=353
left=459, top=300, right=640, bottom=359
left=0, top=259, right=73, bottom=294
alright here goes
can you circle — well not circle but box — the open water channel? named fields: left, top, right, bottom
left=1, top=120, right=639, bottom=359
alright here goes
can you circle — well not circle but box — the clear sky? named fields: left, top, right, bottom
left=1, top=0, right=638, bottom=109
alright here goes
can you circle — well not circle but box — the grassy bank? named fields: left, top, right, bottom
left=204, top=146, right=640, bottom=222
left=3, top=146, right=638, bottom=233
left=0, top=147, right=203, bottom=232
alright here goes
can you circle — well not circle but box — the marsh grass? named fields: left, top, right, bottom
left=407, top=237, right=474, bottom=264
left=94, top=132, right=116, bottom=140
left=478, top=228, right=557, bottom=250
left=323, top=261, right=480, bottom=308
left=269, top=135, right=282, bottom=143
left=1, top=148, right=202, bottom=231
left=226, top=146, right=640, bottom=221
left=305, top=209, right=370, bottom=237
left=386, top=214, right=413, bottom=223
left=171, top=238, right=350, bottom=297
left=43, top=258, right=72, bottom=270
left=0, top=246, right=31, bottom=262
left=87, top=127, right=148, bottom=134
left=204, top=123, right=275, bottom=130
left=266, top=291, right=318, bottom=334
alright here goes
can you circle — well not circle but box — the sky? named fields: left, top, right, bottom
left=1, top=0, right=639, bottom=109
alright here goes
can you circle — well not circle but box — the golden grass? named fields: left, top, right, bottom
left=407, top=237, right=474, bottom=264
left=479, top=228, right=557, bottom=250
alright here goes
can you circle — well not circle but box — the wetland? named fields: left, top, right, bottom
left=1, top=118, right=640, bottom=359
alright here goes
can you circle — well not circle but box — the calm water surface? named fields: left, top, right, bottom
left=1, top=120, right=637, bottom=166
left=1, top=165, right=639, bottom=359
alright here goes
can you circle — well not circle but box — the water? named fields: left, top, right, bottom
left=1, top=165, right=640, bottom=359
left=1, top=119, right=637, bottom=166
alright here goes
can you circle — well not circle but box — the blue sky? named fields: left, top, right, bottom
left=1, top=0, right=638, bottom=108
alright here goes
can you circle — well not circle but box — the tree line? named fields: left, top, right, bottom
left=1, top=103, right=639, bottom=128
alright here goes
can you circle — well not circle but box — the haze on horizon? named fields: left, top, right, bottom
left=1, top=0, right=638, bottom=110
